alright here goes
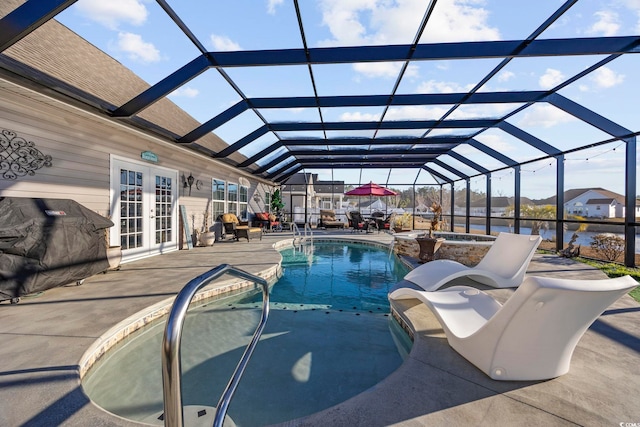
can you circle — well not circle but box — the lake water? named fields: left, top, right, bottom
left=463, top=224, right=640, bottom=254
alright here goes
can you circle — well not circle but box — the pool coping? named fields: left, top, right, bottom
left=61, top=236, right=640, bottom=426
left=78, top=236, right=394, bottom=379
left=77, top=264, right=281, bottom=378
left=1, top=230, right=638, bottom=427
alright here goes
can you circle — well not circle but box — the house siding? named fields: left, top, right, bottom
left=0, top=79, right=273, bottom=254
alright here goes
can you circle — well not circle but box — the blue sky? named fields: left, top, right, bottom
left=54, top=0, right=640, bottom=198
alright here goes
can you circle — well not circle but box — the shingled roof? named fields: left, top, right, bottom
left=0, top=0, right=248, bottom=167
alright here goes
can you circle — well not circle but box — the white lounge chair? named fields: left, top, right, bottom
left=404, top=232, right=542, bottom=291
left=389, top=275, right=637, bottom=381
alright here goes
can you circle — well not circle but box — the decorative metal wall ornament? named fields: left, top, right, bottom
left=0, top=129, right=52, bottom=179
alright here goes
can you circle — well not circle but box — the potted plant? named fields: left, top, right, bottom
left=197, top=203, right=216, bottom=247
left=270, top=188, right=284, bottom=217
left=392, top=212, right=412, bottom=233
left=416, top=202, right=445, bottom=263
left=429, top=202, right=442, bottom=238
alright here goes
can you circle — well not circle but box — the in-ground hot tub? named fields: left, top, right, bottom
left=393, top=231, right=496, bottom=266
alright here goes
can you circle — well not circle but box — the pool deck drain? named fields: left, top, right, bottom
left=0, top=229, right=638, bottom=426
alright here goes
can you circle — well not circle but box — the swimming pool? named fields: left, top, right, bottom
left=82, top=241, right=411, bottom=426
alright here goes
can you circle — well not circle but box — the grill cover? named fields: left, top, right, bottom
left=0, top=197, right=113, bottom=299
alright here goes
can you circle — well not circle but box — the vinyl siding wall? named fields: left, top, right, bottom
left=0, top=80, right=274, bottom=248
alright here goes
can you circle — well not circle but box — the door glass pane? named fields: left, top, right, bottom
left=154, top=174, right=173, bottom=244
left=120, top=168, right=144, bottom=250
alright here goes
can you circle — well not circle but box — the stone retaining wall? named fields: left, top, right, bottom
left=394, top=233, right=493, bottom=266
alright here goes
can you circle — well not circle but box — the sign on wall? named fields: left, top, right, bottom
left=141, top=151, right=158, bottom=163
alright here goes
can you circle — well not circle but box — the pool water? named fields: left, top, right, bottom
left=82, top=242, right=411, bottom=426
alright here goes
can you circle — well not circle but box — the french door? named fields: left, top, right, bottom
left=110, top=156, right=178, bottom=261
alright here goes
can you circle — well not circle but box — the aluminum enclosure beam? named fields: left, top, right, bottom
left=206, top=37, right=640, bottom=67
left=0, top=0, right=77, bottom=52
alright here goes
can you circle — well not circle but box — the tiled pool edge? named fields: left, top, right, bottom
left=78, top=263, right=281, bottom=378
left=78, top=236, right=396, bottom=379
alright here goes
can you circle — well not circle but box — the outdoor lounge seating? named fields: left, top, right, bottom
left=254, top=212, right=281, bottom=232
left=219, top=213, right=262, bottom=241
left=389, top=275, right=637, bottom=381
left=371, top=211, right=393, bottom=232
left=319, top=209, right=345, bottom=228
left=404, top=232, right=542, bottom=291
left=347, top=211, right=371, bottom=233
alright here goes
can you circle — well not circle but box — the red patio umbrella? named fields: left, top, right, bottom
left=345, top=182, right=398, bottom=223
left=344, top=182, right=397, bottom=197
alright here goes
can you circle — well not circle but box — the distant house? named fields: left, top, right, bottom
left=280, top=173, right=345, bottom=217
left=457, top=188, right=636, bottom=219
left=280, top=173, right=316, bottom=216
left=464, top=196, right=535, bottom=216
left=543, top=188, right=627, bottom=219
left=314, top=180, right=345, bottom=210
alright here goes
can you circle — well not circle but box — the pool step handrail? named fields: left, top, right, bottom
left=304, top=222, right=313, bottom=241
left=292, top=222, right=314, bottom=245
left=291, top=222, right=302, bottom=242
left=161, top=264, right=270, bottom=427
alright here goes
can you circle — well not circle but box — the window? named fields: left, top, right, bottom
left=212, top=178, right=225, bottom=219
left=228, top=182, right=238, bottom=215
left=239, top=184, right=248, bottom=220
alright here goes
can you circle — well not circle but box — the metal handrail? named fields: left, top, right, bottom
left=292, top=222, right=314, bottom=244
left=161, top=264, right=270, bottom=427
left=304, top=222, right=313, bottom=240
left=291, top=222, right=302, bottom=242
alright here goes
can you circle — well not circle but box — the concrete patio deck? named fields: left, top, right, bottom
left=0, top=230, right=638, bottom=426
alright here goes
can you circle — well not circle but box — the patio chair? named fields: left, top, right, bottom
left=219, top=213, right=262, bottom=241
left=254, top=212, right=270, bottom=229
left=348, top=211, right=370, bottom=233
left=254, top=212, right=281, bottom=232
left=371, top=211, right=393, bottom=232
left=388, top=275, right=637, bottom=380
left=319, top=209, right=345, bottom=229
left=404, top=232, right=542, bottom=291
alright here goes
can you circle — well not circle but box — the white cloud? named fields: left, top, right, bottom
left=340, top=111, right=381, bottom=121
left=420, top=1, right=501, bottom=43
left=316, top=1, right=499, bottom=81
left=517, top=104, right=577, bottom=129
left=352, top=62, right=418, bottom=79
left=279, top=108, right=306, bottom=115
left=539, top=68, right=564, bottom=90
left=317, top=0, right=500, bottom=47
left=386, top=105, right=449, bottom=120
left=587, top=10, right=620, bottom=36
left=497, top=70, right=514, bottom=82
left=417, top=79, right=474, bottom=93
left=470, top=133, right=516, bottom=153
left=267, top=0, right=284, bottom=15
left=448, top=103, right=515, bottom=120
left=622, top=0, right=640, bottom=9
left=116, top=32, right=160, bottom=63
left=621, top=1, right=640, bottom=32
left=210, top=34, right=242, bottom=51
left=170, top=87, right=199, bottom=98
left=75, top=0, right=148, bottom=30
left=591, top=66, right=625, bottom=88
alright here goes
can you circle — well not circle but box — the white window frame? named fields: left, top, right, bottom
left=227, top=182, right=238, bottom=216
left=239, top=184, right=248, bottom=221
left=212, top=178, right=226, bottom=221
